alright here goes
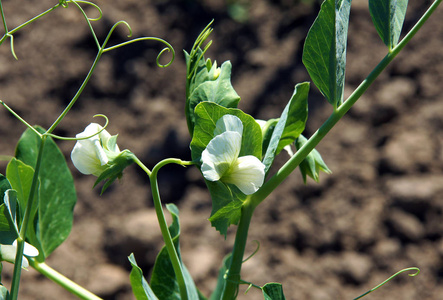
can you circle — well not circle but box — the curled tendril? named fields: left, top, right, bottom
left=44, top=114, right=109, bottom=141
left=353, top=267, right=420, bottom=300
left=242, top=240, right=260, bottom=263
left=72, top=1, right=103, bottom=21
left=59, top=0, right=69, bottom=8
left=101, top=21, right=175, bottom=68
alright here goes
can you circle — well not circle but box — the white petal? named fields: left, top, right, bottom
left=71, top=141, right=104, bottom=175
left=214, top=115, right=243, bottom=136
left=0, top=244, right=18, bottom=263
left=223, top=155, right=265, bottom=195
left=22, top=242, right=39, bottom=257
left=201, top=131, right=242, bottom=181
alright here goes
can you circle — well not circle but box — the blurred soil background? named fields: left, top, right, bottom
left=1, top=0, right=443, bottom=299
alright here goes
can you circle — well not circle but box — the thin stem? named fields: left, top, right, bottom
left=29, top=260, right=103, bottom=300
left=0, top=0, right=8, bottom=34
left=9, top=137, right=46, bottom=300
left=221, top=198, right=255, bottom=300
left=133, top=156, right=152, bottom=177
left=0, top=100, right=43, bottom=137
left=46, top=50, right=103, bottom=134
left=135, top=158, right=191, bottom=300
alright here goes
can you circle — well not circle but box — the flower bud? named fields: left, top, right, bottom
left=71, top=123, right=121, bottom=176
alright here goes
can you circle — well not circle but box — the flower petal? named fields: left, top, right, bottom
left=223, top=155, right=265, bottom=195
left=214, top=114, right=243, bottom=137
left=71, top=141, right=106, bottom=175
left=201, top=131, right=242, bottom=181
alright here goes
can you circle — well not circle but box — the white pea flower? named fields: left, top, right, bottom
left=0, top=240, right=39, bottom=269
left=201, top=115, right=265, bottom=195
left=71, top=123, right=121, bottom=176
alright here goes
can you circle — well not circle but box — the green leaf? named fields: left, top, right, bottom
left=262, top=82, right=309, bottom=174
left=15, top=127, right=77, bottom=259
left=295, top=135, right=332, bottom=183
left=262, top=283, right=286, bottom=300
left=187, top=61, right=240, bottom=136
left=150, top=204, right=200, bottom=300
left=209, top=254, right=232, bottom=300
left=190, top=102, right=262, bottom=235
left=369, top=0, right=408, bottom=49
left=302, top=0, right=351, bottom=107
left=128, top=253, right=159, bottom=300
left=6, top=158, right=35, bottom=217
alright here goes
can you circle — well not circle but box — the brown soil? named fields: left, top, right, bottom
left=1, top=0, right=443, bottom=299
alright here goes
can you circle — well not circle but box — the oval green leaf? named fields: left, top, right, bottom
left=302, top=0, right=351, bottom=107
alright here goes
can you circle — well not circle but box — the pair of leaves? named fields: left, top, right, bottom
left=128, top=204, right=202, bottom=300
left=303, top=0, right=409, bottom=107
left=190, top=102, right=262, bottom=236
left=0, top=127, right=77, bottom=261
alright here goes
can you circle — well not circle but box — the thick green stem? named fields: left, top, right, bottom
left=29, top=260, right=102, bottom=300
left=9, top=137, right=46, bottom=300
left=221, top=198, right=255, bottom=300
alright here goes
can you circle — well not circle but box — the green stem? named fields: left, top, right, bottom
left=221, top=198, right=255, bottom=300
left=0, top=0, right=8, bottom=34
left=145, top=158, right=192, bottom=300
left=46, top=50, right=103, bottom=134
left=0, top=3, right=61, bottom=45
left=0, top=100, right=43, bottom=137
left=222, top=2, right=442, bottom=298
left=9, top=137, right=46, bottom=300
left=29, top=260, right=103, bottom=300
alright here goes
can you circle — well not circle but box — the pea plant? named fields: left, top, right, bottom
left=0, top=0, right=440, bottom=299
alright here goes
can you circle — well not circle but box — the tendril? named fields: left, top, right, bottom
left=71, top=1, right=103, bottom=21
left=69, top=0, right=101, bottom=49
left=242, top=240, right=260, bottom=263
left=101, top=21, right=175, bottom=68
left=7, top=34, right=17, bottom=60
left=0, top=100, right=42, bottom=137
left=353, top=267, right=420, bottom=300
left=59, top=0, right=69, bottom=8
left=44, top=114, right=109, bottom=141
